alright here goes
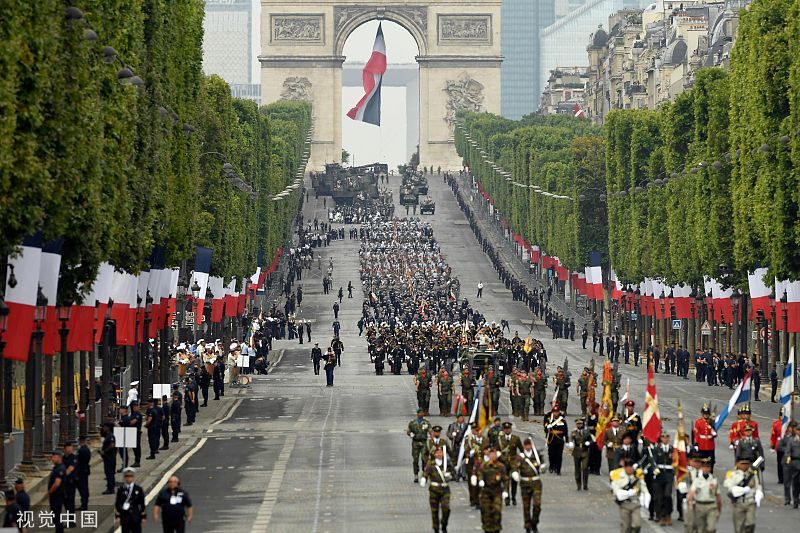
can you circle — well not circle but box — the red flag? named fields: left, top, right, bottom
left=642, top=365, right=661, bottom=443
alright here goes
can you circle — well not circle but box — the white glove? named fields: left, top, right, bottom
left=566, top=442, right=575, bottom=450
left=711, top=430, right=717, bottom=437
left=614, top=489, right=632, bottom=501
left=540, top=463, right=547, bottom=470
left=729, top=486, right=748, bottom=498
left=585, top=441, right=591, bottom=447
left=606, top=442, right=613, bottom=448
left=639, top=490, right=651, bottom=508
left=479, top=480, right=485, bottom=488
left=497, top=450, right=502, bottom=457
left=728, top=444, right=734, bottom=450
left=470, top=475, right=478, bottom=486
left=511, top=471, right=520, bottom=482
left=769, top=448, right=776, bottom=454
left=502, top=491, right=509, bottom=500
left=409, top=432, right=415, bottom=439
left=444, top=472, right=452, bottom=481
left=755, top=489, right=764, bottom=507
left=419, top=477, right=427, bottom=488
left=677, top=481, right=688, bottom=494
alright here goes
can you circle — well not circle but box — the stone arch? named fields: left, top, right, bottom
left=333, top=6, right=428, bottom=57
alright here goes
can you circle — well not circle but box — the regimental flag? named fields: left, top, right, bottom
left=457, top=379, right=484, bottom=468
left=642, top=365, right=661, bottom=443
left=780, top=353, right=794, bottom=437
left=478, top=377, right=493, bottom=430
left=595, top=361, right=613, bottom=449
left=40, top=239, right=64, bottom=356
left=714, top=369, right=752, bottom=430
left=2, top=234, right=43, bottom=362
left=673, top=400, right=689, bottom=483
left=620, top=378, right=630, bottom=405
left=346, top=23, right=387, bottom=126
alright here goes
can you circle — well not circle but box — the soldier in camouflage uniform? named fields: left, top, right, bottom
left=487, top=417, right=503, bottom=448
left=424, top=425, right=451, bottom=464
left=497, top=422, right=524, bottom=505
left=415, top=368, right=432, bottom=415
left=577, top=368, right=590, bottom=416
left=532, top=368, right=547, bottom=416
left=466, top=423, right=490, bottom=508
left=611, top=368, right=621, bottom=414
left=518, top=372, right=532, bottom=421
left=509, top=370, right=521, bottom=417
left=487, top=367, right=503, bottom=416
left=420, top=446, right=453, bottom=533
left=475, top=445, right=508, bottom=533
left=461, top=368, right=475, bottom=410
left=512, top=438, right=544, bottom=533
left=554, top=367, right=570, bottom=415
left=407, top=408, right=431, bottom=482
left=437, top=369, right=454, bottom=417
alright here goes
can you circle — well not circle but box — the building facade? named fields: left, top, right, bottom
left=583, top=0, right=751, bottom=123
left=539, top=66, right=590, bottom=115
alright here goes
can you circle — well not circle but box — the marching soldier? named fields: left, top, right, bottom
left=678, top=449, right=703, bottom=532
left=543, top=404, right=568, bottom=475
left=425, top=425, right=451, bottom=464
left=420, top=446, right=453, bottom=533
left=729, top=406, right=759, bottom=445
left=569, top=418, right=591, bottom=490
left=487, top=366, right=502, bottom=415
left=651, top=432, right=675, bottom=526
left=447, top=413, right=468, bottom=470
left=532, top=367, right=547, bottom=416
left=778, top=421, right=800, bottom=507
left=554, top=368, right=570, bottom=415
left=461, top=368, right=475, bottom=409
left=475, top=445, right=508, bottom=533
left=487, top=417, right=503, bottom=448
left=723, top=457, right=763, bottom=533
left=621, top=400, right=642, bottom=446
left=407, top=408, right=431, bottom=483
left=577, top=368, right=591, bottom=416
left=687, top=457, right=722, bottom=533
left=415, top=368, right=432, bottom=415
left=518, top=371, right=532, bottom=421
left=693, top=405, right=718, bottom=471
left=734, top=425, right=764, bottom=466
left=465, top=423, right=489, bottom=508
left=511, top=438, right=544, bottom=533
left=510, top=371, right=521, bottom=417
left=611, top=458, right=649, bottom=533
left=437, top=369, right=454, bottom=416
left=604, top=415, right=624, bottom=473
left=497, top=422, right=523, bottom=505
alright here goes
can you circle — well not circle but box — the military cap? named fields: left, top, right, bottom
left=431, top=425, right=442, bottom=432
left=3, top=490, right=14, bottom=500
left=611, top=414, right=621, bottom=422
left=123, top=467, right=137, bottom=474
left=494, top=416, right=501, bottom=422
left=470, top=422, right=480, bottom=429
left=742, top=424, right=754, bottom=432
left=575, top=417, right=585, bottom=424
left=700, top=457, right=712, bottom=465
left=740, top=405, right=751, bottom=414
left=551, top=403, right=561, bottom=411
left=735, top=457, right=752, bottom=465
left=502, top=422, right=513, bottom=429
left=416, top=408, right=425, bottom=414
left=624, top=400, right=635, bottom=407
left=50, top=449, right=63, bottom=457
left=701, top=404, right=711, bottom=414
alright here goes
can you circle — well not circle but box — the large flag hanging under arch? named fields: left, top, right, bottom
left=346, top=23, right=386, bottom=126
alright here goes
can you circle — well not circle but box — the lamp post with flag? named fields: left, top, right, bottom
left=100, top=298, right=115, bottom=423
left=0, top=294, right=9, bottom=486
left=58, top=302, right=73, bottom=447
left=21, top=286, right=47, bottom=471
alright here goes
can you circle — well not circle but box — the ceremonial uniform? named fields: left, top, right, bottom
left=578, top=373, right=590, bottom=416
left=570, top=420, right=591, bottom=490
left=688, top=468, right=721, bottom=533
left=424, top=431, right=451, bottom=464
left=543, top=409, right=568, bottom=474
left=651, top=439, right=675, bottom=525
left=477, top=457, right=508, bottom=533
left=466, top=432, right=489, bottom=507
left=728, top=418, right=759, bottom=445
left=693, top=414, right=717, bottom=469
left=421, top=456, right=453, bottom=533
left=604, top=422, right=624, bottom=472
left=723, top=463, right=762, bottom=533
left=622, top=409, right=642, bottom=444
left=512, top=449, right=543, bottom=533
left=611, top=466, right=648, bottom=533
left=407, top=415, right=431, bottom=482
left=497, top=426, right=523, bottom=504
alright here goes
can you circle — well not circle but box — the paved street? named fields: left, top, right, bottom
left=138, top=174, right=797, bottom=533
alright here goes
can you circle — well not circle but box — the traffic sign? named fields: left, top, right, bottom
left=700, top=321, right=711, bottom=336
left=672, top=319, right=682, bottom=330
left=630, top=312, right=637, bottom=321
left=760, top=326, right=772, bottom=340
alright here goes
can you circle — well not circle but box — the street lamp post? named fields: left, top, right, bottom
left=731, top=289, right=741, bottom=356
left=21, top=287, right=47, bottom=471
left=0, top=296, right=10, bottom=486
left=780, top=290, right=789, bottom=365
left=141, top=291, right=153, bottom=403
left=770, top=295, right=778, bottom=372
left=160, top=290, right=172, bottom=386
left=659, top=290, right=666, bottom=352
left=100, top=299, right=114, bottom=425
left=58, top=303, right=74, bottom=447
left=191, top=279, right=201, bottom=343
left=756, top=309, right=768, bottom=375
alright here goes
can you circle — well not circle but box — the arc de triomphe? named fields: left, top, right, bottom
left=260, top=1, right=502, bottom=170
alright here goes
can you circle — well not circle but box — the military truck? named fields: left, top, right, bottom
left=419, top=198, right=435, bottom=215
left=400, top=185, right=419, bottom=206
left=458, top=348, right=508, bottom=376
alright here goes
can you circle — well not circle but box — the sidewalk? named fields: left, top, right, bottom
left=1, top=381, right=250, bottom=532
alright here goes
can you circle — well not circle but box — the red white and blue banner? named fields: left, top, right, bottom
left=714, top=370, right=751, bottom=430
left=346, top=23, right=386, bottom=126
left=2, top=235, right=43, bottom=362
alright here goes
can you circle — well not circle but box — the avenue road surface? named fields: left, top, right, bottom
left=138, top=173, right=796, bottom=532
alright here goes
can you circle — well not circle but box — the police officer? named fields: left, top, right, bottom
left=407, top=408, right=431, bottom=483
left=62, top=441, right=78, bottom=513
left=420, top=446, right=452, bottom=533
left=130, top=401, right=143, bottom=467
left=213, top=355, right=225, bottom=399
left=154, top=475, right=193, bottom=533
left=311, top=343, right=323, bottom=375
left=723, top=457, right=763, bottom=533
left=160, top=395, right=170, bottom=450
left=512, top=438, right=544, bottom=533
left=77, top=434, right=91, bottom=510
left=100, top=422, right=117, bottom=494
left=145, top=398, right=162, bottom=460
left=115, top=467, right=147, bottom=533
left=170, top=391, right=182, bottom=442
left=687, top=458, right=722, bottom=533
left=569, top=418, right=591, bottom=490
left=48, top=449, right=67, bottom=533
left=185, top=375, right=199, bottom=423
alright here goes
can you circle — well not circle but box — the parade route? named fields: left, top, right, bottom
left=136, top=173, right=798, bottom=533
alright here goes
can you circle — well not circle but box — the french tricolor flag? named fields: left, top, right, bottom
left=208, top=276, right=225, bottom=323
left=110, top=270, right=138, bottom=346
left=748, top=268, right=771, bottom=319
left=68, top=262, right=113, bottom=352
left=40, top=239, right=64, bottom=356
left=225, top=278, right=238, bottom=318
left=346, top=23, right=386, bottom=126
left=192, top=246, right=212, bottom=325
left=714, top=370, right=751, bottom=430
left=2, top=235, right=43, bottom=362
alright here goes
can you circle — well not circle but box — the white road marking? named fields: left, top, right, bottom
left=311, top=392, right=336, bottom=533
left=249, top=432, right=297, bottom=532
